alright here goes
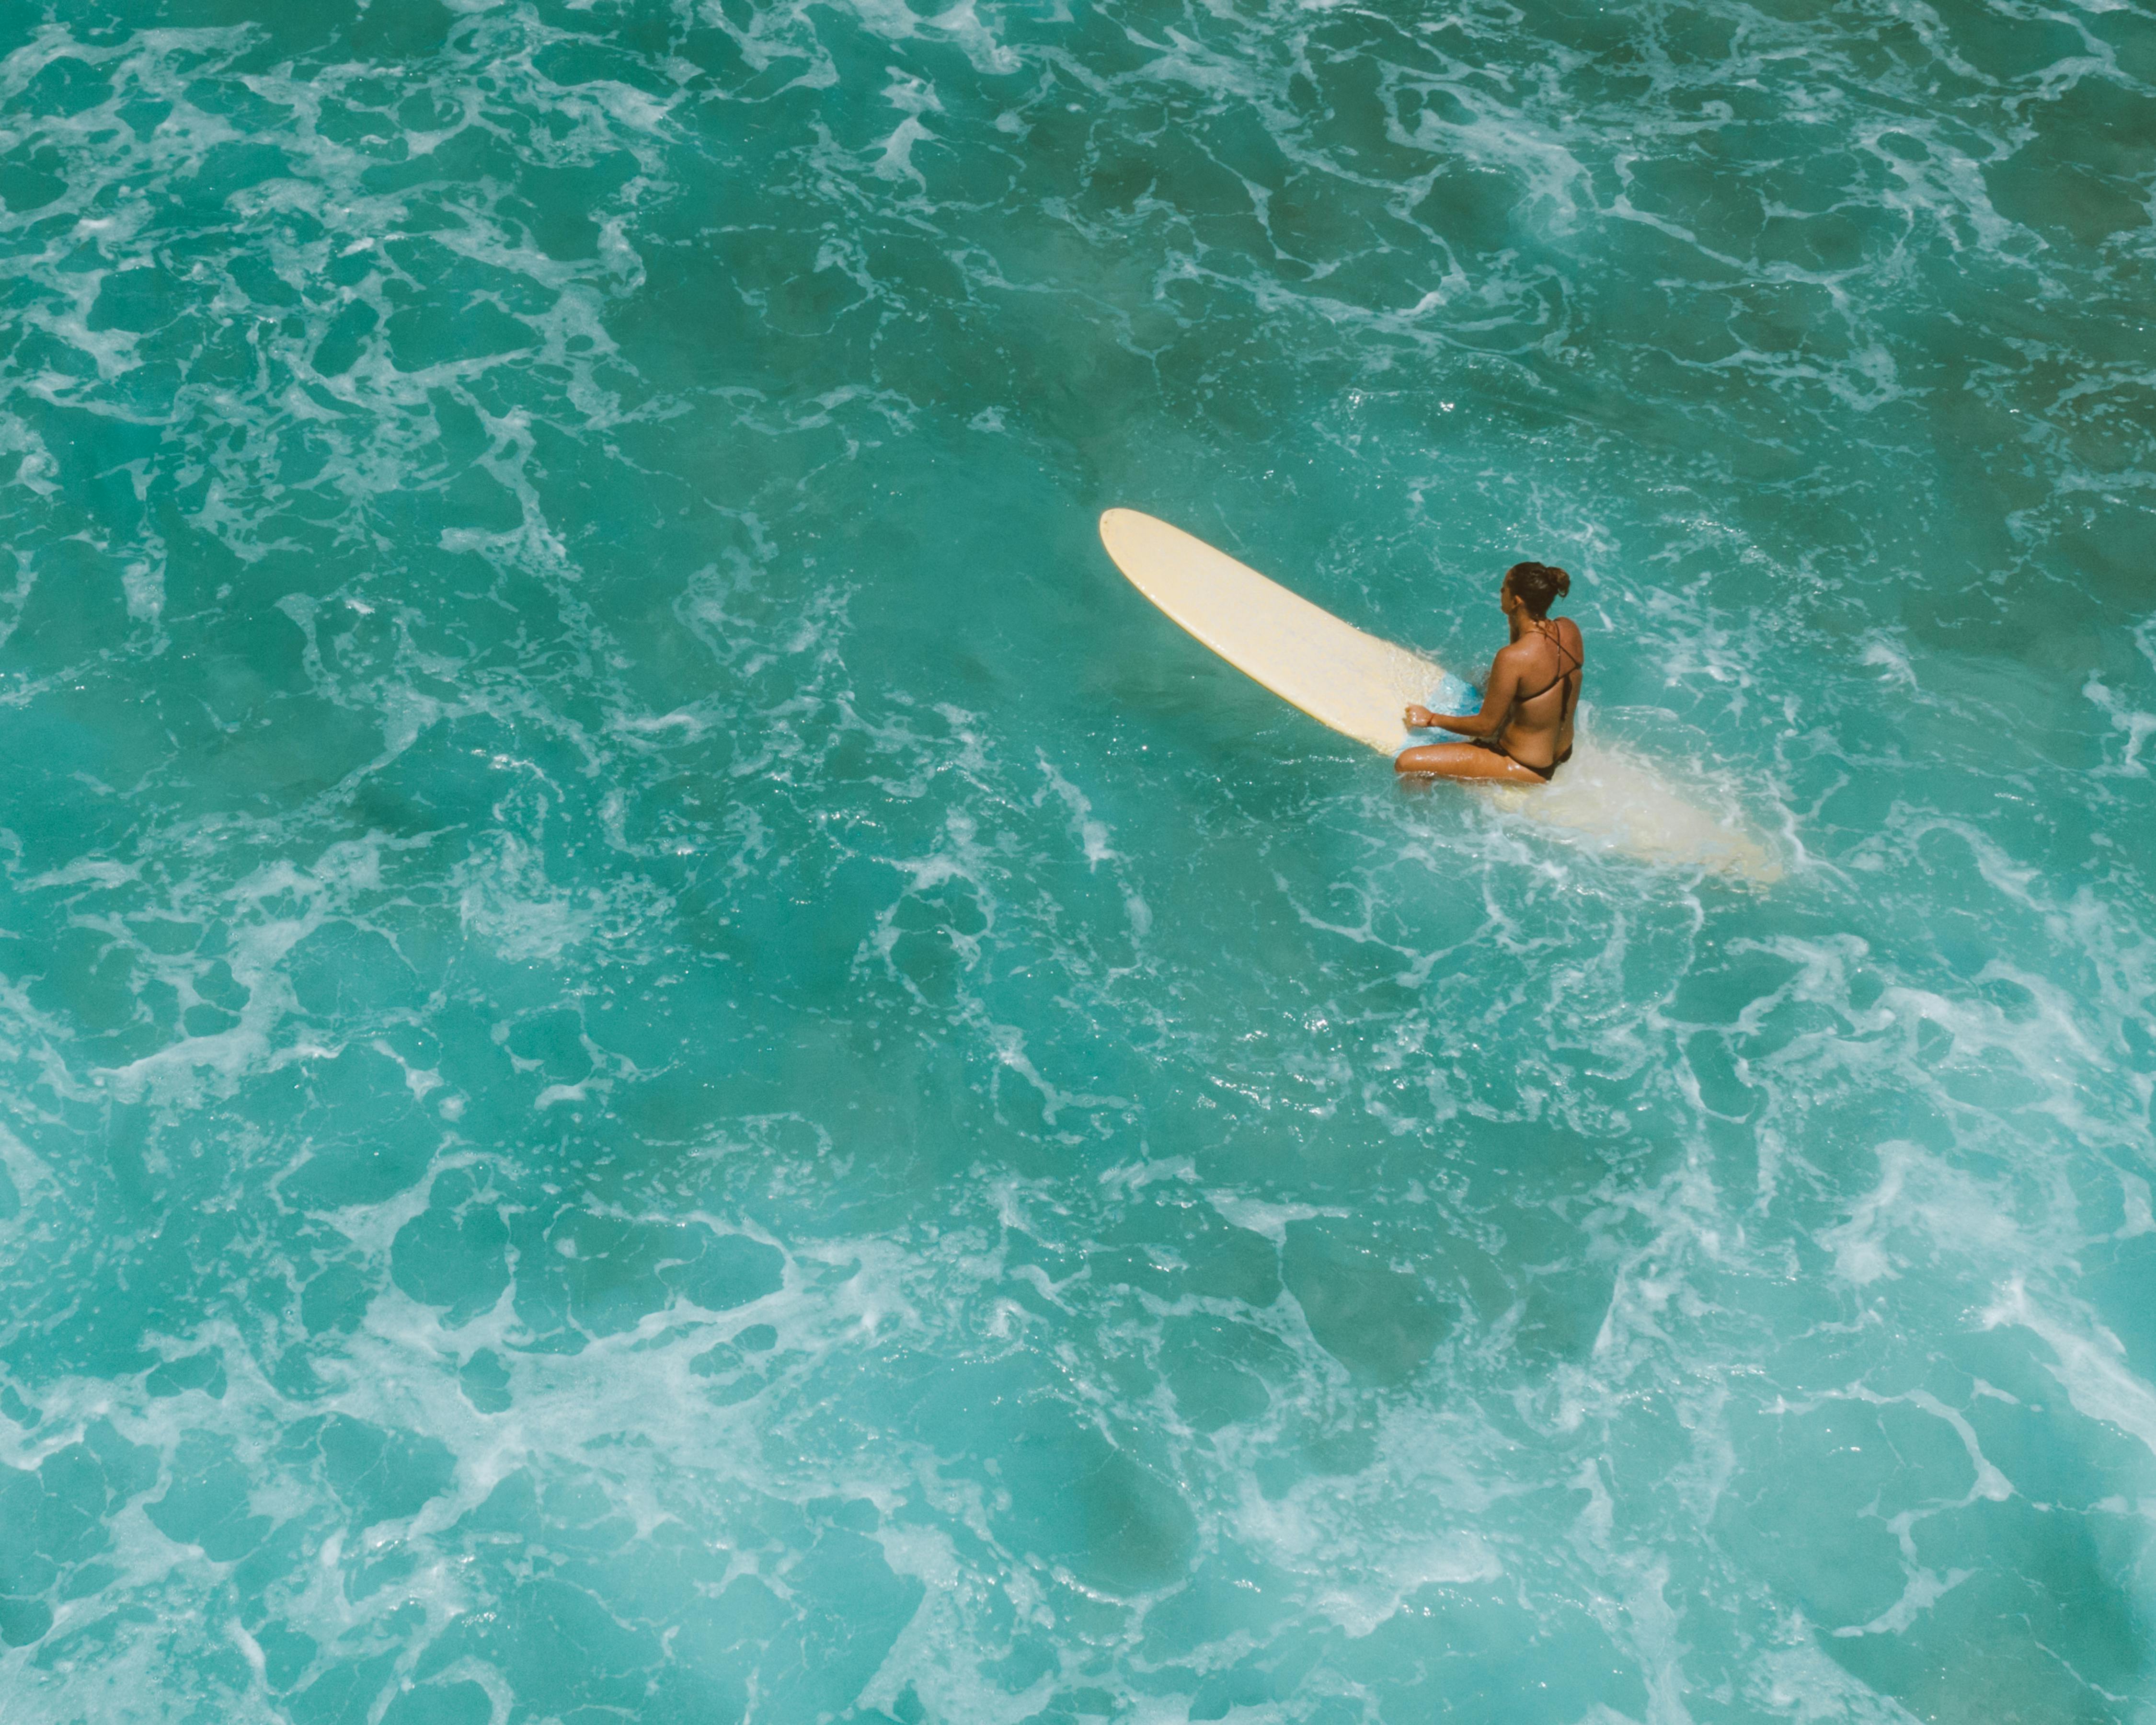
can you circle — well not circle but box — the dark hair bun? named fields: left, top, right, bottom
left=1505, top=561, right=1571, bottom=617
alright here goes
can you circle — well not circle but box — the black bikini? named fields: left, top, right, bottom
left=1475, top=626, right=1579, bottom=781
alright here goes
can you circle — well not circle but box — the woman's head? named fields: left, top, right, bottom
left=1503, top=561, right=1571, bottom=619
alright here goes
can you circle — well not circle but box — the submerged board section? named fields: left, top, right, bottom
left=1489, top=737, right=1781, bottom=880
left=1101, top=509, right=1779, bottom=880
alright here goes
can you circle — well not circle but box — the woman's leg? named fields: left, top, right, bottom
left=1394, top=742, right=1548, bottom=781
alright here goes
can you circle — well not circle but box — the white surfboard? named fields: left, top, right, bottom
left=1099, top=508, right=1781, bottom=881
left=1100, top=507, right=1439, bottom=754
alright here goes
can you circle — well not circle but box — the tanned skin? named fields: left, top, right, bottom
left=1394, top=576, right=1583, bottom=782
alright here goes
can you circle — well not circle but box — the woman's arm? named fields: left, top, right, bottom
left=1406, top=651, right=1518, bottom=737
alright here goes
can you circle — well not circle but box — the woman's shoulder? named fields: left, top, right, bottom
left=1499, top=620, right=1582, bottom=661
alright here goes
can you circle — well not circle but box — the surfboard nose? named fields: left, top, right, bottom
left=1099, top=506, right=1149, bottom=552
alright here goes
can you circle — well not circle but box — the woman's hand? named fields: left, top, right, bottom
left=1404, top=703, right=1438, bottom=729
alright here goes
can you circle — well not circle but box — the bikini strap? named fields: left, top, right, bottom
left=1548, top=622, right=1579, bottom=724
left=1516, top=623, right=1580, bottom=713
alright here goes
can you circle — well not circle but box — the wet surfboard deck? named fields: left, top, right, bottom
left=1099, top=507, right=1442, bottom=756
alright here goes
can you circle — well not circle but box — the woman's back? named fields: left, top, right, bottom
left=1493, top=618, right=1583, bottom=770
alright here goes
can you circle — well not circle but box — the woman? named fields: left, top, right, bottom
left=1396, top=561, right=1582, bottom=782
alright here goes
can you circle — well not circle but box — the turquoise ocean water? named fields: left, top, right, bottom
left=1, top=0, right=2153, bottom=1719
